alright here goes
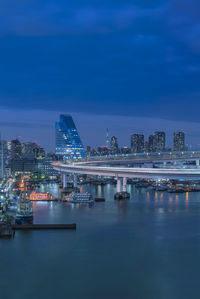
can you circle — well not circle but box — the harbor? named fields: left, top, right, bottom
left=12, top=223, right=76, bottom=230
left=1, top=182, right=200, bottom=298
left=1, top=174, right=200, bottom=239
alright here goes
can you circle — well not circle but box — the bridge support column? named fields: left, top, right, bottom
left=117, top=178, right=122, bottom=193
left=62, top=173, right=67, bottom=189
left=122, top=177, right=127, bottom=192
left=73, top=174, right=78, bottom=188
left=196, top=160, right=200, bottom=167
left=115, top=177, right=130, bottom=200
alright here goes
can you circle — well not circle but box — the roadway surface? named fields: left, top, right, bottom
left=53, top=160, right=200, bottom=180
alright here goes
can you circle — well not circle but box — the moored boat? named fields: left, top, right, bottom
left=65, top=192, right=94, bottom=203
left=95, top=197, right=106, bottom=202
left=15, top=200, right=33, bottom=224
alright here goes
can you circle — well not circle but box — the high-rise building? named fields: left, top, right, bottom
left=11, top=139, right=22, bottom=158
left=55, top=115, right=86, bottom=160
left=0, top=140, right=8, bottom=179
left=131, top=134, right=144, bottom=153
left=110, top=136, right=119, bottom=154
left=22, top=142, right=39, bottom=157
left=153, top=132, right=165, bottom=152
left=173, top=132, right=185, bottom=152
left=148, top=135, right=154, bottom=152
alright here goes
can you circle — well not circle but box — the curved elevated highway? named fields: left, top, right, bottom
left=53, top=161, right=200, bottom=180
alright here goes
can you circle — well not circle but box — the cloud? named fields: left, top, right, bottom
left=0, top=0, right=199, bottom=125
left=0, top=1, right=167, bottom=36
left=167, top=0, right=200, bottom=52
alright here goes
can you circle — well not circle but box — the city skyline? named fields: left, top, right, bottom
left=0, top=0, right=200, bottom=148
left=1, top=109, right=200, bottom=152
left=0, top=114, right=190, bottom=155
left=1, top=1, right=200, bottom=298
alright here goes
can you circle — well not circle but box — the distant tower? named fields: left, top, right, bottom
left=106, top=128, right=110, bottom=149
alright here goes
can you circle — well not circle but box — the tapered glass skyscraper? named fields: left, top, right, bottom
left=55, top=115, right=86, bottom=160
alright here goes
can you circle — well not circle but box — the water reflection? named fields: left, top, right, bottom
left=185, top=192, right=189, bottom=211
left=37, top=183, right=195, bottom=215
left=160, top=192, right=164, bottom=202
left=155, top=192, right=158, bottom=202
left=117, top=200, right=127, bottom=214
left=146, top=191, right=150, bottom=202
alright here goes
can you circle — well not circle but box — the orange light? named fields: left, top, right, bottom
left=30, top=192, right=51, bottom=200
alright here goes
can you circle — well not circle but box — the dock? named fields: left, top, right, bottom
left=0, top=223, right=13, bottom=238
left=12, top=223, right=76, bottom=230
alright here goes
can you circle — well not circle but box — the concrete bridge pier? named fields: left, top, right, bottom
left=73, top=174, right=78, bottom=188
left=122, top=177, right=127, bottom=192
left=117, top=178, right=122, bottom=193
left=115, top=177, right=130, bottom=200
left=196, top=160, right=200, bottom=167
left=62, top=173, right=68, bottom=189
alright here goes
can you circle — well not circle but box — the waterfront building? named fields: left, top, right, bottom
left=9, top=157, right=38, bottom=174
left=131, top=134, right=144, bottom=153
left=55, top=114, right=86, bottom=160
left=173, top=132, right=185, bottom=152
left=153, top=132, right=165, bottom=152
left=110, top=136, right=119, bottom=154
left=37, top=153, right=58, bottom=177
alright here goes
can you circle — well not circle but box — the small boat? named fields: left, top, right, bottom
left=7, top=201, right=18, bottom=211
left=15, top=199, right=33, bottom=225
left=155, top=185, right=168, bottom=191
left=0, top=223, right=13, bottom=238
left=95, top=197, right=105, bottom=202
left=167, top=188, right=185, bottom=193
left=65, top=192, right=94, bottom=204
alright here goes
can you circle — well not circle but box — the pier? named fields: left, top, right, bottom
left=12, top=224, right=76, bottom=230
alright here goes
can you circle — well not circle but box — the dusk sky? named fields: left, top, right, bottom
left=1, top=0, right=200, bottom=150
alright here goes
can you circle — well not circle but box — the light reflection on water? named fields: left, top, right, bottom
left=2, top=183, right=200, bottom=299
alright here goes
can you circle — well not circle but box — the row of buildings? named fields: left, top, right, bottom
left=0, top=114, right=86, bottom=178
left=130, top=131, right=185, bottom=153
left=54, top=115, right=187, bottom=159
left=0, top=139, right=58, bottom=179
left=0, top=114, right=188, bottom=178
left=87, top=131, right=186, bottom=156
